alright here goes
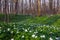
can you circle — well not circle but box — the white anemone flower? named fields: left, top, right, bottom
left=40, top=35, right=45, bottom=38
left=7, top=28, right=10, bottom=31
left=49, top=37, right=53, bottom=40
left=25, top=29, right=28, bottom=32
left=11, top=38, right=14, bottom=40
left=22, top=35, right=24, bottom=38
left=32, top=34, right=35, bottom=38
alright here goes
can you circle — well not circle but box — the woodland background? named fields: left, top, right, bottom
left=0, top=0, right=60, bottom=16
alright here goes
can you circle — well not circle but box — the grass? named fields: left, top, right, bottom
left=0, top=14, right=60, bottom=40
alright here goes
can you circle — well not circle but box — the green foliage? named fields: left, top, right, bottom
left=0, top=23, right=60, bottom=40
left=0, top=14, right=60, bottom=40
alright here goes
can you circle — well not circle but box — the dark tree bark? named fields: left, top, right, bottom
left=57, top=0, right=59, bottom=14
left=21, top=0, right=23, bottom=14
left=3, top=0, right=9, bottom=22
left=49, top=0, right=53, bottom=14
left=43, top=0, right=46, bottom=15
left=53, top=0, right=56, bottom=14
left=15, top=0, right=18, bottom=14
left=0, top=0, right=1, bottom=12
left=4, top=0, right=9, bottom=22
left=29, top=0, right=31, bottom=15
left=4, top=0, right=7, bottom=22
left=24, top=0, right=27, bottom=15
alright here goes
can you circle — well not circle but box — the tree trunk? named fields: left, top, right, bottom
left=49, top=0, right=53, bottom=14
left=21, top=0, right=23, bottom=14
left=53, top=0, right=55, bottom=14
left=57, top=0, right=59, bottom=14
left=4, top=0, right=7, bottom=22
left=0, top=0, right=1, bottom=13
left=37, top=0, right=41, bottom=16
left=43, top=0, right=46, bottom=15
left=13, top=0, right=18, bottom=14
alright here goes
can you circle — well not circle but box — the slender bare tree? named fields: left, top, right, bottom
left=0, top=0, right=1, bottom=13
left=4, top=0, right=8, bottom=22
left=29, top=0, right=32, bottom=15
left=43, top=0, right=46, bottom=15
left=57, top=0, right=59, bottom=14
left=49, top=0, right=53, bottom=14
left=37, top=0, right=41, bottom=16
left=53, top=0, right=56, bottom=14
left=15, top=0, right=18, bottom=14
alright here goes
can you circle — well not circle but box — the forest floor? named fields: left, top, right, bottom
left=0, top=14, right=60, bottom=40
